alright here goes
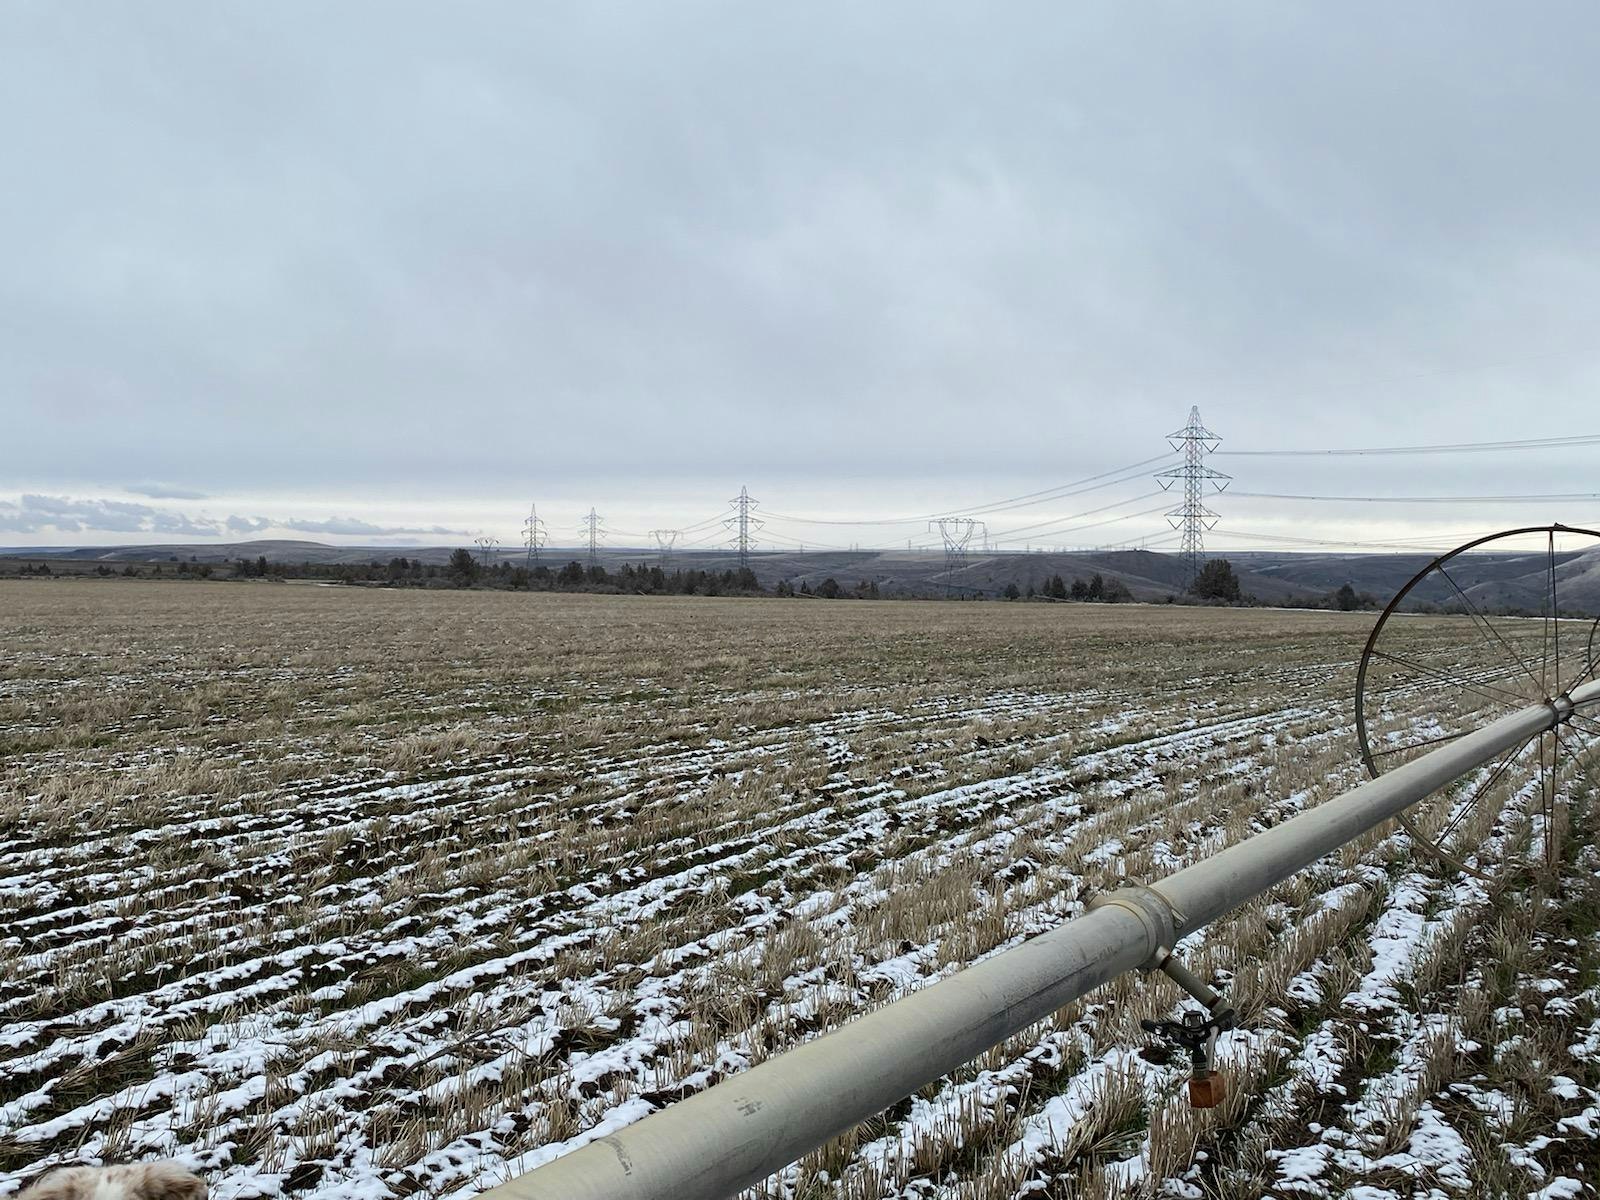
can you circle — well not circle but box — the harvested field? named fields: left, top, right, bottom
left=2, top=582, right=1597, bottom=1198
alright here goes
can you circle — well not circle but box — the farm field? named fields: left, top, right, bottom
left=2, top=582, right=1598, bottom=1199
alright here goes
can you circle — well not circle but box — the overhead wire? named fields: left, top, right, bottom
left=1231, top=491, right=1600, bottom=504
left=990, top=499, right=1175, bottom=547
left=678, top=511, right=732, bottom=533
left=758, top=529, right=860, bottom=553
left=682, top=481, right=1180, bottom=554
left=1208, top=528, right=1467, bottom=552
left=935, top=454, right=1179, bottom=519
left=525, top=426, right=1600, bottom=559
left=1217, top=433, right=1600, bottom=457
left=1211, top=524, right=1600, bottom=553
left=674, top=527, right=729, bottom=549
left=989, top=492, right=1170, bottom=542
left=759, top=453, right=1177, bottom=527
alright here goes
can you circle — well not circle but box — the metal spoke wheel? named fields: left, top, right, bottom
left=1355, top=524, right=1600, bottom=878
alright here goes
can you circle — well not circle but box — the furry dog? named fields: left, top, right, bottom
left=18, top=1164, right=205, bottom=1200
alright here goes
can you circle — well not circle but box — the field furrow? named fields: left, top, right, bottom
left=2, top=585, right=1595, bottom=1198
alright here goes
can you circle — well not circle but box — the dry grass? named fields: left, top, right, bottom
left=1, top=581, right=1595, bottom=1198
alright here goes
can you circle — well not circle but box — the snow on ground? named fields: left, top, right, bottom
left=3, top=592, right=1596, bottom=1198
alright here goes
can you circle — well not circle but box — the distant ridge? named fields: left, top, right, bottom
left=6, top=538, right=1600, bottom=611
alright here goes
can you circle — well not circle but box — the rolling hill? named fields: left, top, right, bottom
left=7, top=538, right=1600, bottom=612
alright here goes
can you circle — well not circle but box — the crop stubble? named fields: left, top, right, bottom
left=2, top=583, right=1597, bottom=1198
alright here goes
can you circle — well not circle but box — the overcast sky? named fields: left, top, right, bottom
left=5, top=2, right=1600, bottom=551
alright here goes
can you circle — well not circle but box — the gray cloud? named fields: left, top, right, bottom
left=145, top=510, right=220, bottom=537
left=5, top=3, right=1600, bottom=546
left=128, top=482, right=210, bottom=500
left=278, top=517, right=467, bottom=537
left=0, top=495, right=466, bottom=541
left=0, top=495, right=202, bottom=536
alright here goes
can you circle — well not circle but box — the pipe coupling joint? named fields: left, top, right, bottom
left=1086, top=885, right=1179, bottom=970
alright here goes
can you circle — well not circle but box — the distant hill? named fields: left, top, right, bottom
left=6, top=538, right=1600, bottom=613
left=0, top=538, right=380, bottom=565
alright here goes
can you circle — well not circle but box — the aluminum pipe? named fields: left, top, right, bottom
left=487, top=679, right=1598, bottom=1200
left=485, top=900, right=1163, bottom=1200
left=1156, top=678, right=1597, bottom=936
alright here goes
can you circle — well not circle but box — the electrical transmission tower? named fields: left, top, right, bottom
left=474, top=533, right=500, bottom=568
left=1156, top=406, right=1231, bottom=587
left=725, top=486, right=762, bottom=568
left=580, top=509, right=604, bottom=568
left=651, top=529, right=680, bottom=568
left=522, top=504, right=547, bottom=568
left=928, top=518, right=985, bottom=596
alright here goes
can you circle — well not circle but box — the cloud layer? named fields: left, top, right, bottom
left=127, top=482, right=210, bottom=500
left=6, top=3, right=1600, bottom=545
left=0, top=495, right=466, bottom=541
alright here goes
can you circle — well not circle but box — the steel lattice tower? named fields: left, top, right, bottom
left=474, top=534, right=500, bottom=568
left=580, top=508, right=604, bottom=568
left=650, top=529, right=679, bottom=568
left=725, top=486, right=761, bottom=568
left=928, top=518, right=984, bottom=597
left=522, top=504, right=547, bottom=568
left=1155, top=406, right=1230, bottom=586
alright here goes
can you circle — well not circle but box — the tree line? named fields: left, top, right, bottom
left=9, top=551, right=1381, bottom=610
left=1001, top=572, right=1136, bottom=602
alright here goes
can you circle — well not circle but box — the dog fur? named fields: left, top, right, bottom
left=18, top=1164, right=205, bottom=1200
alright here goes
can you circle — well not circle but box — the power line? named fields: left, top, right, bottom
left=676, top=526, right=730, bottom=549
left=1217, top=433, right=1600, bottom=457
left=505, top=422, right=1600, bottom=565
left=759, top=529, right=856, bottom=552
left=659, top=508, right=738, bottom=535
left=1208, top=527, right=1475, bottom=552
left=935, top=454, right=1178, bottom=520
left=989, top=491, right=1168, bottom=542
left=1231, top=490, right=1600, bottom=504
left=760, top=453, right=1178, bottom=527
left=1133, top=532, right=1183, bottom=550
left=990, top=500, right=1174, bottom=547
